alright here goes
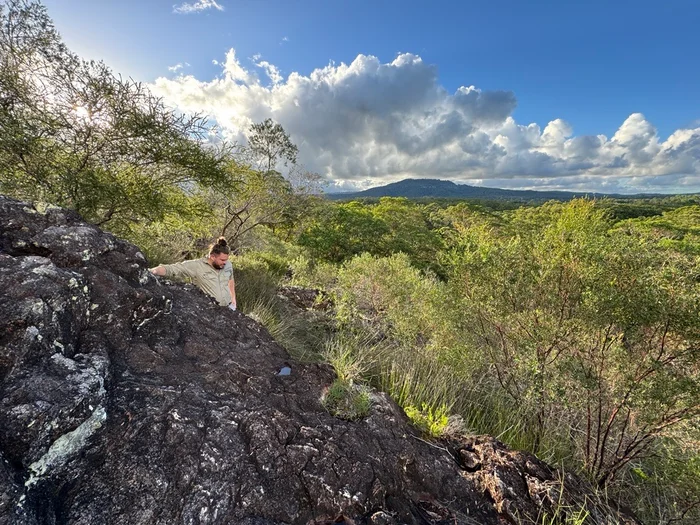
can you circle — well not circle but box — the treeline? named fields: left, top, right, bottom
left=1, top=2, right=699, bottom=524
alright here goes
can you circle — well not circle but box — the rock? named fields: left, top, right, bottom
left=0, top=195, right=639, bottom=524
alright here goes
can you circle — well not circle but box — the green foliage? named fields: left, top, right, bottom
left=615, top=205, right=700, bottom=255
left=377, top=353, right=455, bottom=417
left=597, top=195, right=700, bottom=221
left=289, top=254, right=339, bottom=290
left=322, top=379, right=371, bottom=421
left=448, top=199, right=700, bottom=485
left=232, top=254, right=284, bottom=312
left=303, top=197, right=698, bottom=521
left=370, top=197, right=445, bottom=270
left=335, top=252, right=451, bottom=350
left=1, top=4, right=696, bottom=516
left=243, top=295, right=327, bottom=363
left=0, top=0, right=231, bottom=231
left=537, top=500, right=590, bottom=525
left=233, top=247, right=331, bottom=362
left=245, top=297, right=317, bottom=361
left=322, top=332, right=376, bottom=384
left=404, top=403, right=449, bottom=438
left=617, top=432, right=700, bottom=524
left=297, top=197, right=444, bottom=270
left=298, top=201, right=389, bottom=262
left=203, top=162, right=323, bottom=249
left=122, top=198, right=217, bottom=264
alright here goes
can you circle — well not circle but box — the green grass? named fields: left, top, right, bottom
left=321, top=331, right=379, bottom=383
left=404, top=402, right=449, bottom=438
left=322, top=379, right=371, bottom=420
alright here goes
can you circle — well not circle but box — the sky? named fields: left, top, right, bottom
left=40, top=0, right=700, bottom=194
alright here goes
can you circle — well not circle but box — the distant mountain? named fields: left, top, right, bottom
left=327, top=178, right=646, bottom=201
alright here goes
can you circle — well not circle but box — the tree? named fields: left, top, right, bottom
left=0, top=0, right=231, bottom=232
left=193, top=119, right=323, bottom=250
left=370, top=197, right=444, bottom=270
left=298, top=201, right=389, bottom=263
left=212, top=166, right=315, bottom=246
left=247, top=118, right=298, bottom=174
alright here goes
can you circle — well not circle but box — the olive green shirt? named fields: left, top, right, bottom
left=162, top=258, right=234, bottom=306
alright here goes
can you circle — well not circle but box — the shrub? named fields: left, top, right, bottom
left=289, top=254, right=339, bottom=290
left=448, top=199, right=700, bottom=486
left=334, top=252, right=450, bottom=351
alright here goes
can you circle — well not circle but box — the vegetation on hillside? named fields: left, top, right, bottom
left=1, top=2, right=698, bottom=523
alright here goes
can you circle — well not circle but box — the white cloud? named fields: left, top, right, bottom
left=167, top=62, right=190, bottom=73
left=149, top=50, right=700, bottom=194
left=173, top=0, right=224, bottom=15
left=254, top=58, right=283, bottom=85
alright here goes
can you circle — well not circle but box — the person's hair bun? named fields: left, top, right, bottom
left=209, top=236, right=230, bottom=256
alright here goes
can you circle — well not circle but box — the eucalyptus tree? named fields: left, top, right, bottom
left=246, top=117, right=298, bottom=174
left=0, top=0, right=231, bottom=232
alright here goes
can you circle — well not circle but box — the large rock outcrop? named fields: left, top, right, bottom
left=0, top=196, right=637, bottom=524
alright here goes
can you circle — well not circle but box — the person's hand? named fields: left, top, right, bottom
left=228, top=303, right=237, bottom=311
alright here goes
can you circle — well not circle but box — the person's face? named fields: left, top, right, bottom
left=209, top=252, right=229, bottom=270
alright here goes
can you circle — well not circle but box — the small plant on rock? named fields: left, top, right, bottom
left=404, top=402, right=450, bottom=438
left=322, top=379, right=371, bottom=421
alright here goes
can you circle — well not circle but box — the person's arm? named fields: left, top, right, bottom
left=149, top=261, right=196, bottom=280
left=228, top=277, right=237, bottom=311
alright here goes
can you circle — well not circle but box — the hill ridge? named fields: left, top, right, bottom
left=327, top=177, right=665, bottom=201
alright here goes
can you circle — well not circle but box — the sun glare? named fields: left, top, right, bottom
left=73, top=105, right=91, bottom=121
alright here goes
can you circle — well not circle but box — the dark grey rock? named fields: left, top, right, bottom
left=0, top=195, right=639, bottom=525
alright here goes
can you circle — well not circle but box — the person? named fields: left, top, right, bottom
left=149, top=237, right=237, bottom=310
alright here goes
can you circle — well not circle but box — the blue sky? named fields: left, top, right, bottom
left=41, top=0, right=700, bottom=193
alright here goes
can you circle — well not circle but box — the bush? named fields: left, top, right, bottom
left=314, top=200, right=699, bottom=522
left=334, top=252, right=450, bottom=351
left=448, top=199, right=700, bottom=486
left=289, top=254, right=339, bottom=290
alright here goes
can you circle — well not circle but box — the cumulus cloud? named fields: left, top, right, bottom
left=149, top=50, right=700, bottom=193
left=167, top=62, right=190, bottom=73
left=173, top=0, right=224, bottom=15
